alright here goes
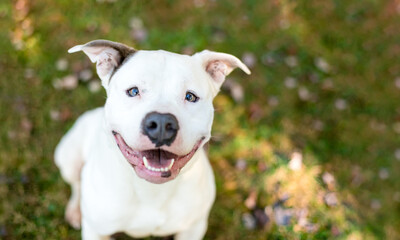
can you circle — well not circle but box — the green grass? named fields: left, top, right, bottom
left=1, top=0, right=400, bottom=239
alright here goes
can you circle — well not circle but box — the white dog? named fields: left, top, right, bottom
left=55, top=39, right=250, bottom=240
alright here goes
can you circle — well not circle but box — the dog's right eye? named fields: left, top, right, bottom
left=185, top=91, right=199, bottom=103
left=126, top=87, right=139, bottom=97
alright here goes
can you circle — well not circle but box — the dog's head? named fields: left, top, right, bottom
left=69, top=40, right=250, bottom=184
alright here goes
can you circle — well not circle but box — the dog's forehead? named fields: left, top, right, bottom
left=121, top=50, right=195, bottom=76
left=111, top=50, right=209, bottom=93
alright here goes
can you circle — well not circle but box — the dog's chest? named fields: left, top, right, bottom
left=82, top=173, right=207, bottom=237
left=81, top=146, right=213, bottom=237
left=124, top=194, right=201, bottom=236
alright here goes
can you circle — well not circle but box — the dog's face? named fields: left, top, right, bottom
left=69, top=40, right=250, bottom=184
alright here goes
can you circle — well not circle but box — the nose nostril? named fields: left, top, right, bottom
left=165, top=123, right=173, bottom=131
left=147, top=121, right=158, bottom=130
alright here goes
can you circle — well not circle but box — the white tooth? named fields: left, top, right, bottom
left=143, top=157, right=149, bottom=167
left=168, top=159, right=175, bottom=170
left=161, top=168, right=166, bottom=172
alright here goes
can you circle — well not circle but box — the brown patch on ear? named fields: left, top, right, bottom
left=206, top=60, right=228, bottom=84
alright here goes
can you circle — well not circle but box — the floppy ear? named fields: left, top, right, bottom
left=68, top=39, right=136, bottom=88
left=193, top=50, right=251, bottom=94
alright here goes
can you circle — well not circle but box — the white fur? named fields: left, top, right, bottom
left=55, top=40, right=250, bottom=239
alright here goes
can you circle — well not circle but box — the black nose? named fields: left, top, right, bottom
left=142, top=112, right=179, bottom=147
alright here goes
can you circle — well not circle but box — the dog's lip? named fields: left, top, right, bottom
left=112, top=131, right=204, bottom=183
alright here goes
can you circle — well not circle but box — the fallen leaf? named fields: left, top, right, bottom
left=181, top=46, right=194, bottom=55
left=273, top=206, right=293, bottom=226
left=324, top=192, right=338, bottom=207
left=394, top=77, right=400, bottom=89
left=315, top=57, right=330, bottom=73
left=370, top=199, right=381, bottom=210
left=298, top=87, right=310, bottom=101
left=244, top=190, right=257, bottom=209
left=284, top=77, right=297, bottom=89
left=24, top=68, right=35, bottom=79
left=129, top=17, right=143, bottom=29
left=257, top=161, right=267, bottom=172
left=129, top=17, right=147, bottom=43
left=335, top=98, right=347, bottom=110
left=284, top=56, right=298, bottom=68
left=322, top=172, right=335, bottom=190
left=393, top=192, right=400, bottom=202
left=7, top=130, right=17, bottom=140
left=312, top=119, right=324, bottom=131
left=351, top=165, right=364, bottom=187
left=53, top=75, right=78, bottom=90
left=222, top=79, right=244, bottom=103
left=289, top=152, right=303, bottom=171
left=321, top=78, right=334, bottom=90
left=378, top=168, right=389, bottom=180
left=88, top=80, right=101, bottom=93
left=395, top=149, right=400, bottom=160
left=268, top=96, right=279, bottom=107
left=79, top=69, right=93, bottom=82
left=131, top=28, right=148, bottom=43
left=60, top=107, right=72, bottom=122
left=249, top=102, right=264, bottom=122
left=50, top=110, right=61, bottom=121
left=242, top=52, right=257, bottom=68
left=392, top=122, right=400, bottom=134
left=193, top=0, right=206, bottom=8
left=331, top=225, right=341, bottom=237
left=242, top=213, right=256, bottom=230
left=21, top=117, right=32, bottom=134
left=261, top=53, right=275, bottom=66
left=296, top=208, right=309, bottom=227
left=56, top=58, right=68, bottom=71
left=235, top=158, right=247, bottom=171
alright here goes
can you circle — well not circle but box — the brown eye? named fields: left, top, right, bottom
left=126, top=87, right=139, bottom=97
left=185, top=91, right=199, bottom=103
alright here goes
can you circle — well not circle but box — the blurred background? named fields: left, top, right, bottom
left=1, top=0, right=400, bottom=239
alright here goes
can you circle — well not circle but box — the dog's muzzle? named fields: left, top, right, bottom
left=112, top=131, right=204, bottom=184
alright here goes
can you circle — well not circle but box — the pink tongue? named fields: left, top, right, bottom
left=113, top=132, right=178, bottom=168
left=143, top=149, right=176, bottom=168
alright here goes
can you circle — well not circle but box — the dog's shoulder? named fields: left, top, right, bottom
left=68, top=107, right=107, bottom=156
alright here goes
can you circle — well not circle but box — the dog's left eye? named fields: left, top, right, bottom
left=185, top=91, right=199, bottom=103
left=126, top=87, right=139, bottom=97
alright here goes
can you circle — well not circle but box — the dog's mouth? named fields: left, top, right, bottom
left=112, top=131, right=204, bottom=184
